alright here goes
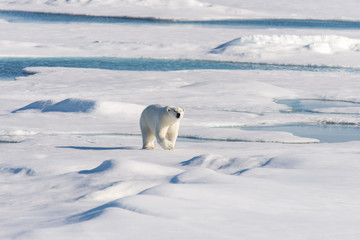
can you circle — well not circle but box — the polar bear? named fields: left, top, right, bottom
left=140, top=104, right=185, bottom=150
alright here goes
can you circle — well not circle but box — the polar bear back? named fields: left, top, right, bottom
left=140, top=104, right=168, bottom=131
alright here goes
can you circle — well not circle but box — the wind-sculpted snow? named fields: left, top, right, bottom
left=181, top=154, right=230, bottom=169
left=2, top=131, right=360, bottom=239
left=11, top=99, right=145, bottom=117
left=78, top=160, right=114, bottom=174
left=212, top=35, right=360, bottom=53
left=0, top=129, right=37, bottom=143
left=211, top=35, right=360, bottom=64
left=170, top=168, right=236, bottom=184
left=11, top=100, right=54, bottom=113
left=180, top=154, right=274, bottom=176
left=66, top=200, right=121, bottom=224
left=42, top=98, right=96, bottom=113
left=0, top=166, right=35, bottom=176
left=12, top=98, right=96, bottom=113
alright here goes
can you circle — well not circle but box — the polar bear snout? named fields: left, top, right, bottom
left=175, top=109, right=184, bottom=119
left=168, top=107, right=184, bottom=120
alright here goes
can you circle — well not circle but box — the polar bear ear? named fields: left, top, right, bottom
left=167, top=107, right=171, bottom=112
left=182, top=108, right=185, bottom=112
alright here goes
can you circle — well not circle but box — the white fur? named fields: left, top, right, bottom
left=140, top=104, right=185, bottom=150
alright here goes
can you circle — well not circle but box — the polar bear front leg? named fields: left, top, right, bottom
left=156, top=127, right=174, bottom=150
left=166, top=123, right=179, bottom=148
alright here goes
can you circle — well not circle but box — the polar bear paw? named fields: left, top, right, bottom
left=142, top=144, right=155, bottom=150
left=159, top=139, right=174, bottom=150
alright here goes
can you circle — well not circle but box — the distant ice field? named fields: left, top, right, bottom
left=1, top=22, right=360, bottom=67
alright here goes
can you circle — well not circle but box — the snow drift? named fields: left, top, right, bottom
left=209, top=34, right=360, bottom=66
left=12, top=98, right=145, bottom=117
left=211, top=34, right=360, bottom=55
left=12, top=99, right=95, bottom=113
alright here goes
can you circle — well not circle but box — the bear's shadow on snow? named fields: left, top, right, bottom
left=57, top=146, right=136, bottom=151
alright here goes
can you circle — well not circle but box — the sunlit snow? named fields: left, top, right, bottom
left=1, top=1, right=360, bottom=240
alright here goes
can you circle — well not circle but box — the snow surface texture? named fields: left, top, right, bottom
left=2, top=1, right=360, bottom=240
left=2, top=68, right=360, bottom=239
left=210, top=34, right=360, bottom=67
left=12, top=99, right=96, bottom=113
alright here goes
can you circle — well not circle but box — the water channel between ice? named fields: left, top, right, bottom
left=241, top=99, right=360, bottom=143
left=1, top=57, right=359, bottom=81
left=242, top=124, right=360, bottom=143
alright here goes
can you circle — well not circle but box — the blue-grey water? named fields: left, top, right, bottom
left=242, top=124, right=360, bottom=143
left=276, top=99, right=360, bottom=113
left=1, top=57, right=359, bottom=80
left=1, top=10, right=360, bottom=29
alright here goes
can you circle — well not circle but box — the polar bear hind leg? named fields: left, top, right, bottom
left=140, top=124, right=156, bottom=149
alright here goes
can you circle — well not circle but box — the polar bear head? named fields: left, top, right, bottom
left=166, top=106, right=185, bottom=121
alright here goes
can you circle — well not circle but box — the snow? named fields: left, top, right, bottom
left=12, top=99, right=96, bottom=113
left=3, top=136, right=360, bottom=239
left=210, top=34, right=360, bottom=66
left=2, top=67, right=360, bottom=239
left=2, top=1, right=360, bottom=240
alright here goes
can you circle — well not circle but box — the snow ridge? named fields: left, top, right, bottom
left=12, top=99, right=96, bottom=113
left=211, top=35, right=360, bottom=55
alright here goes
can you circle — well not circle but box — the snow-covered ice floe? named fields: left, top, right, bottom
left=210, top=34, right=360, bottom=67
left=211, top=35, right=360, bottom=55
left=2, top=132, right=360, bottom=239
left=1, top=14, right=360, bottom=67
left=12, top=99, right=96, bottom=113
left=3, top=67, right=360, bottom=131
